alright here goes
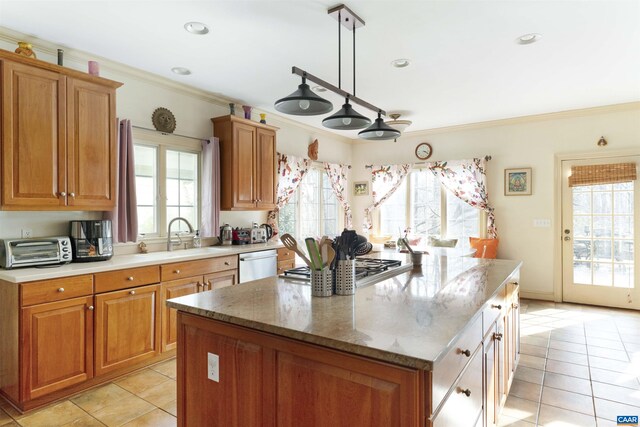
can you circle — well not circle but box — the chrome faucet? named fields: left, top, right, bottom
left=167, top=217, right=194, bottom=251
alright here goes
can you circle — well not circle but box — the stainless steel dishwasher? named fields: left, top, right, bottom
left=238, top=249, right=278, bottom=283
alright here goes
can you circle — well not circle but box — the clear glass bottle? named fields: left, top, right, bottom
left=192, top=230, right=201, bottom=248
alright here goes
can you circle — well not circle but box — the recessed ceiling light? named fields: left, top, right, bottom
left=171, top=67, right=191, bottom=75
left=311, top=85, right=327, bottom=92
left=517, top=33, right=541, bottom=45
left=391, top=58, right=411, bottom=68
left=184, top=22, right=210, bottom=35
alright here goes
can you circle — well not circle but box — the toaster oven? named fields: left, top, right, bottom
left=0, top=237, right=72, bottom=269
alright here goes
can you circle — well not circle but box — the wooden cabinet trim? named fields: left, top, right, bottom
left=21, top=275, right=93, bottom=306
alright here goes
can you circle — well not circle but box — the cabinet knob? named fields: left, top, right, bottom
left=224, top=261, right=230, bottom=266
left=59, top=192, right=67, bottom=197
left=459, top=349, right=471, bottom=357
left=458, top=388, right=471, bottom=397
left=127, top=276, right=134, bottom=281
left=512, top=281, right=519, bottom=286
left=207, top=280, right=212, bottom=290
left=491, top=304, right=502, bottom=310
left=70, top=192, right=76, bottom=197
left=130, top=290, right=136, bottom=295
left=513, top=303, right=519, bottom=309
left=175, top=269, right=181, bottom=274
left=494, top=333, right=503, bottom=341
left=57, top=287, right=65, bottom=292
left=197, top=282, right=202, bottom=290
left=87, top=305, right=94, bottom=311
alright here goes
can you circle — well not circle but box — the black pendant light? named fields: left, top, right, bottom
left=358, top=112, right=401, bottom=141
left=274, top=77, right=333, bottom=116
left=322, top=98, right=371, bottom=130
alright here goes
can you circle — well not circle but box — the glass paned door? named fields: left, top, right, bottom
left=562, top=156, right=639, bottom=309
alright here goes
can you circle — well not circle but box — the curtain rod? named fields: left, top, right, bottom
left=132, top=125, right=207, bottom=142
left=310, top=159, right=351, bottom=169
left=364, top=155, right=492, bottom=169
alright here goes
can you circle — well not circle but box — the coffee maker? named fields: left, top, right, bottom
left=69, top=220, right=114, bottom=261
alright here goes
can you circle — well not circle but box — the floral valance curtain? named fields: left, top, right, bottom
left=267, top=153, right=311, bottom=240
left=362, top=164, right=412, bottom=232
left=323, top=162, right=353, bottom=229
left=427, top=158, right=497, bottom=238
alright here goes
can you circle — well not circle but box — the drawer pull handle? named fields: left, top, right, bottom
left=57, top=288, right=65, bottom=292
left=197, top=282, right=202, bottom=290
left=130, top=290, right=136, bottom=295
left=513, top=303, right=519, bottom=309
left=224, top=261, right=230, bottom=266
left=458, top=388, right=471, bottom=397
left=88, top=305, right=94, bottom=311
left=175, top=269, right=181, bottom=274
left=494, top=333, right=503, bottom=341
left=127, top=276, right=134, bottom=281
left=492, top=304, right=502, bottom=310
left=459, top=349, right=471, bottom=357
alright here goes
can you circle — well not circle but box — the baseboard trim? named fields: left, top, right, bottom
left=520, top=291, right=558, bottom=302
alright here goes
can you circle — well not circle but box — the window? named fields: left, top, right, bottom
left=134, top=139, right=200, bottom=237
left=379, top=169, right=481, bottom=246
left=278, top=168, right=341, bottom=239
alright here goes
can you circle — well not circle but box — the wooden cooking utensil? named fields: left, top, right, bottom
left=280, top=233, right=312, bottom=267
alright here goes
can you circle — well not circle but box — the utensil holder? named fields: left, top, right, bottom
left=311, top=268, right=333, bottom=297
left=335, top=260, right=356, bottom=295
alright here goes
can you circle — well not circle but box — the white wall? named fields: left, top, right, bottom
left=351, top=106, right=640, bottom=300
left=0, top=30, right=351, bottom=241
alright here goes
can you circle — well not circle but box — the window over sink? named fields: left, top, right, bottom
left=134, top=135, right=200, bottom=237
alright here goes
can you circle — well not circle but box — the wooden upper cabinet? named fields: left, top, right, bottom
left=66, top=78, right=117, bottom=209
left=0, top=50, right=122, bottom=210
left=212, top=115, right=278, bottom=210
left=1, top=60, right=67, bottom=207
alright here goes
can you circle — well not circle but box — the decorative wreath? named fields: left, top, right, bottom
left=152, top=107, right=176, bottom=133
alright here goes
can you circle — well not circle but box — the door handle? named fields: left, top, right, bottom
left=564, top=236, right=571, bottom=241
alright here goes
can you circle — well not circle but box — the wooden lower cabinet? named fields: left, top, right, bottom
left=161, top=276, right=202, bottom=352
left=21, top=296, right=94, bottom=400
left=94, top=284, right=161, bottom=376
left=177, top=313, right=425, bottom=427
left=204, top=269, right=237, bottom=290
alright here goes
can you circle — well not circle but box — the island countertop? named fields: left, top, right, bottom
left=167, top=255, right=522, bottom=370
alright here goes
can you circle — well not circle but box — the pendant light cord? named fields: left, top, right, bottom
left=338, top=11, right=341, bottom=89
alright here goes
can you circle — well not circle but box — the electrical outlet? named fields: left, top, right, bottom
left=21, top=228, right=33, bottom=238
left=207, top=352, right=219, bottom=382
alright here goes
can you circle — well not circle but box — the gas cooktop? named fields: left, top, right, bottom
left=280, top=257, right=412, bottom=288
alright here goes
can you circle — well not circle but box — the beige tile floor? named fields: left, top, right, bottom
left=1, top=299, right=639, bottom=426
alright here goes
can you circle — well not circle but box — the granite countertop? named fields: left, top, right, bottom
left=0, top=242, right=283, bottom=283
left=167, top=254, right=522, bottom=370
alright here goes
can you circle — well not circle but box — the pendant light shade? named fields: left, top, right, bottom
left=358, top=112, right=401, bottom=140
left=274, top=77, right=333, bottom=116
left=322, top=99, right=371, bottom=130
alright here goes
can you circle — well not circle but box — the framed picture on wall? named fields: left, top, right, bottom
left=353, top=181, right=369, bottom=196
left=504, top=168, right=532, bottom=196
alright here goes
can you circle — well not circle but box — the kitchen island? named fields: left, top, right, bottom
left=168, top=255, right=522, bottom=427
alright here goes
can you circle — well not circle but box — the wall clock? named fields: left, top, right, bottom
left=415, top=142, right=432, bottom=160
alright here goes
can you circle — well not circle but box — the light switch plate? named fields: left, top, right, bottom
left=207, top=352, right=219, bottom=382
left=533, top=219, right=551, bottom=228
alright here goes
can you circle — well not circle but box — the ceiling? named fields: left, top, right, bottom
left=1, top=0, right=639, bottom=138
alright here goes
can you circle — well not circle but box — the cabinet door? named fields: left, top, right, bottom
left=232, top=122, right=257, bottom=209
left=94, top=284, right=160, bottom=376
left=161, top=276, right=202, bottom=352
left=255, top=128, right=277, bottom=210
left=21, top=296, right=93, bottom=400
left=66, top=78, right=117, bottom=209
left=204, top=269, right=237, bottom=291
left=1, top=60, right=67, bottom=208
left=484, top=323, right=498, bottom=427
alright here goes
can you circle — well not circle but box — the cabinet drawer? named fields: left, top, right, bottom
left=432, top=346, right=483, bottom=427
left=432, top=314, right=482, bottom=412
left=161, top=256, right=237, bottom=281
left=277, top=260, right=295, bottom=275
left=483, top=287, right=506, bottom=336
left=277, top=248, right=295, bottom=261
left=94, top=266, right=160, bottom=293
left=21, top=275, right=94, bottom=306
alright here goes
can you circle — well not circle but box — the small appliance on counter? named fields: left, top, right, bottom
left=69, top=220, right=113, bottom=262
left=0, top=237, right=72, bottom=269
left=232, top=227, right=252, bottom=245
left=250, top=223, right=273, bottom=244
left=220, top=224, right=233, bottom=246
